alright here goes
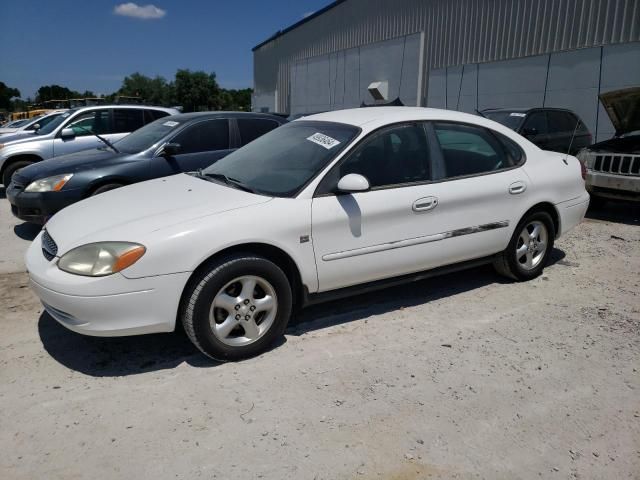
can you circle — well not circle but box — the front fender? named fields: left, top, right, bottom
left=119, top=198, right=319, bottom=292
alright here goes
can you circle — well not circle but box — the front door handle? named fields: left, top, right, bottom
left=509, top=181, right=527, bottom=195
left=413, top=196, right=438, bottom=212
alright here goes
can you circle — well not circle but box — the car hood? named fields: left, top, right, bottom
left=45, top=173, right=272, bottom=252
left=15, top=148, right=131, bottom=182
left=0, top=131, right=38, bottom=143
left=599, top=87, right=640, bottom=136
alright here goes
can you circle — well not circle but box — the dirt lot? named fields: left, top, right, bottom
left=0, top=193, right=638, bottom=480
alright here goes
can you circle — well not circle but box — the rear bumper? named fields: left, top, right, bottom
left=6, top=184, right=84, bottom=224
left=585, top=170, right=640, bottom=201
left=556, top=193, right=590, bottom=236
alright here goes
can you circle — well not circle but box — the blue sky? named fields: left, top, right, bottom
left=0, top=0, right=330, bottom=99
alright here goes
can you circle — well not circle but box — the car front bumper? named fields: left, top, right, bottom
left=585, top=170, right=640, bottom=201
left=25, top=232, right=191, bottom=336
left=6, top=183, right=85, bottom=224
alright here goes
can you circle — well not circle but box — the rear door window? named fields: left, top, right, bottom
left=547, top=111, right=575, bottom=134
left=433, top=122, right=517, bottom=178
left=522, top=112, right=548, bottom=135
left=171, top=119, right=230, bottom=154
left=112, top=109, right=145, bottom=134
left=237, top=118, right=281, bottom=146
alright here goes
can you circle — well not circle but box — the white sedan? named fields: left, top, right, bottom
left=25, top=107, right=590, bottom=360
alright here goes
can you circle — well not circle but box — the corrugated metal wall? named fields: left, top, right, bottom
left=253, top=0, right=640, bottom=113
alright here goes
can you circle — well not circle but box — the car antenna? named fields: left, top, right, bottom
left=565, top=119, right=581, bottom=163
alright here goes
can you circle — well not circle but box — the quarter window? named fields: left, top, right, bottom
left=238, top=118, right=280, bottom=146
left=434, top=122, right=519, bottom=178
left=172, top=119, right=229, bottom=154
left=325, top=123, right=430, bottom=190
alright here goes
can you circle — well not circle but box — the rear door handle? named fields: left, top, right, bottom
left=509, top=181, right=527, bottom=195
left=413, top=196, right=438, bottom=212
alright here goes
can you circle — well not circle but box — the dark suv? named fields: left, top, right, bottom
left=480, top=108, right=592, bottom=155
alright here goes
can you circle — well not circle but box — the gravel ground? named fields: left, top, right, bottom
left=0, top=196, right=638, bottom=480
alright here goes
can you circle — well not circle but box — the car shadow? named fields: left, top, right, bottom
left=586, top=200, right=639, bottom=226
left=13, top=222, right=41, bottom=241
left=38, top=248, right=565, bottom=377
left=290, top=248, right=566, bottom=335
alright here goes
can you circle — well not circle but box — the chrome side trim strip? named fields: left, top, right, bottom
left=322, top=220, right=510, bottom=262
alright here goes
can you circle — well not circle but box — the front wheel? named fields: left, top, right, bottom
left=493, top=211, right=555, bottom=281
left=180, top=254, right=293, bottom=361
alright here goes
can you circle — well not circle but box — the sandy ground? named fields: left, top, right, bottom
left=0, top=195, right=638, bottom=480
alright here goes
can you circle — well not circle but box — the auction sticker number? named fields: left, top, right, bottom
left=307, top=132, right=341, bottom=150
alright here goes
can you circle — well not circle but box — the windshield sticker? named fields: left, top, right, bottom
left=307, top=132, right=341, bottom=150
left=510, top=112, right=526, bottom=117
left=163, top=120, right=180, bottom=127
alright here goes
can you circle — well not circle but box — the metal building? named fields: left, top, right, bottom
left=252, top=0, right=640, bottom=140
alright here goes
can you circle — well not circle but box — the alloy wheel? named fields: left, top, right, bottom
left=515, top=220, right=549, bottom=270
left=209, top=275, right=278, bottom=346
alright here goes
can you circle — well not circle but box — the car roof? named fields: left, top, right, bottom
left=69, top=104, right=177, bottom=114
left=162, top=111, right=287, bottom=122
left=301, top=107, right=488, bottom=128
left=482, top=107, right=577, bottom=114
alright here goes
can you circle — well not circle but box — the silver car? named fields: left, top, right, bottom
left=0, top=111, right=67, bottom=136
left=0, top=105, right=178, bottom=186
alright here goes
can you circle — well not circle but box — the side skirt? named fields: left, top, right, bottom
left=302, top=255, right=496, bottom=307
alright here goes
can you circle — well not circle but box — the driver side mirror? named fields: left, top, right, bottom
left=60, top=128, right=76, bottom=140
left=336, top=173, right=370, bottom=193
left=160, top=142, right=181, bottom=157
left=31, top=123, right=40, bottom=131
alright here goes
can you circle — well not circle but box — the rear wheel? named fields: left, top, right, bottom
left=181, top=254, right=293, bottom=361
left=494, top=211, right=555, bottom=281
left=2, top=160, right=34, bottom=187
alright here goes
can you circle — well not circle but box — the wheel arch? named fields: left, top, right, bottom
left=177, top=242, right=306, bottom=328
left=522, top=201, right=560, bottom=238
left=84, top=176, right=131, bottom=197
left=0, top=154, right=43, bottom=179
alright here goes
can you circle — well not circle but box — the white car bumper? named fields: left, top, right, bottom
left=556, top=192, right=590, bottom=236
left=26, top=233, right=190, bottom=337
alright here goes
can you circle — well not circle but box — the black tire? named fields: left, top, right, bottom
left=493, top=211, right=555, bottom=281
left=180, top=254, right=293, bottom=361
left=91, top=183, right=123, bottom=196
left=2, top=160, right=34, bottom=187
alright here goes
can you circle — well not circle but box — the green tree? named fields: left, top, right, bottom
left=174, top=69, right=221, bottom=112
left=0, top=82, right=21, bottom=110
left=118, top=73, right=172, bottom=105
left=36, top=84, right=81, bottom=102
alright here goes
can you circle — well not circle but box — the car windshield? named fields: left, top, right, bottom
left=25, top=112, right=63, bottom=131
left=482, top=111, right=526, bottom=130
left=36, top=109, right=78, bottom=135
left=114, top=117, right=182, bottom=153
left=203, top=120, right=360, bottom=197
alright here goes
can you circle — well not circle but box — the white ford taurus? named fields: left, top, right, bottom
left=25, top=107, right=590, bottom=360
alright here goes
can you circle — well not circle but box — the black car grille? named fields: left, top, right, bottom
left=41, top=230, right=58, bottom=261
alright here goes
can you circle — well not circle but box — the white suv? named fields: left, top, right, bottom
left=0, top=105, right=178, bottom=186
left=25, top=107, right=589, bottom=360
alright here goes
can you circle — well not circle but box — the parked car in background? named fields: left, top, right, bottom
left=0, top=119, right=30, bottom=130
left=577, top=87, right=640, bottom=204
left=0, top=111, right=67, bottom=136
left=480, top=107, right=591, bottom=155
left=25, top=107, right=589, bottom=361
left=7, top=112, right=287, bottom=223
left=0, top=105, right=178, bottom=186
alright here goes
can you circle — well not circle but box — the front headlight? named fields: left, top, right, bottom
left=25, top=173, right=73, bottom=192
left=58, top=242, right=146, bottom=277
